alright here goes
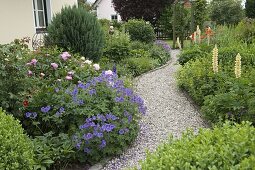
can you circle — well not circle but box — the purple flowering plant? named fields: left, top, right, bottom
left=22, top=48, right=146, bottom=162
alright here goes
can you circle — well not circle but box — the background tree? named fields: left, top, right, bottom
left=245, top=0, right=255, bottom=18
left=193, top=0, right=208, bottom=30
left=158, top=5, right=173, bottom=39
left=209, top=0, right=244, bottom=25
left=112, top=0, right=174, bottom=25
left=78, top=0, right=92, bottom=11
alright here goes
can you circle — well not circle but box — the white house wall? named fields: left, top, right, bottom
left=0, top=0, right=35, bottom=45
left=0, top=0, right=77, bottom=48
left=97, top=0, right=121, bottom=21
left=51, top=0, right=77, bottom=15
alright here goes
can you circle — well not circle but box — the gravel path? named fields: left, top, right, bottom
left=102, top=50, right=208, bottom=170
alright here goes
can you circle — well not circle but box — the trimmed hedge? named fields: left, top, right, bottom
left=137, top=121, right=255, bottom=169
left=0, top=108, right=34, bottom=169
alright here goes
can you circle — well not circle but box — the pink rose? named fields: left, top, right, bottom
left=61, top=52, right=71, bottom=61
left=93, top=64, right=100, bottom=71
left=51, top=63, right=58, bottom=69
left=65, top=76, right=72, bottom=80
left=30, top=59, right=37, bottom=65
left=27, top=70, right=33, bottom=76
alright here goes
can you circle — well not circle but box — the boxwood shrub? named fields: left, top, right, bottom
left=0, top=108, right=34, bottom=169
left=136, top=121, right=255, bottom=170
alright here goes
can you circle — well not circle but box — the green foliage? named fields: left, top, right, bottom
left=137, top=121, right=255, bottom=169
left=245, top=0, right=255, bottom=18
left=235, top=18, right=255, bottom=44
left=178, top=45, right=212, bottom=65
left=0, top=108, right=34, bottom=170
left=104, top=31, right=131, bottom=62
left=158, top=5, right=173, bottom=38
left=124, top=19, right=156, bottom=43
left=124, top=56, right=157, bottom=76
left=46, top=6, right=105, bottom=61
left=193, top=0, right=208, bottom=29
left=149, top=44, right=171, bottom=65
left=33, top=132, right=74, bottom=170
left=0, top=39, right=30, bottom=114
left=209, top=0, right=244, bottom=25
left=177, top=43, right=255, bottom=123
left=201, top=71, right=255, bottom=124
left=20, top=48, right=146, bottom=163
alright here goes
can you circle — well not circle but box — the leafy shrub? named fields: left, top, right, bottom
left=46, top=6, right=105, bottom=61
left=177, top=56, right=227, bottom=105
left=178, top=45, right=211, bottom=65
left=124, top=19, right=156, bottom=43
left=20, top=48, right=146, bottom=162
left=104, top=31, right=131, bottom=62
left=0, top=39, right=30, bottom=114
left=151, top=41, right=171, bottom=64
left=137, top=121, right=255, bottom=169
left=201, top=71, right=255, bottom=124
left=33, top=132, right=74, bottom=170
left=124, top=57, right=157, bottom=76
left=0, top=108, right=34, bottom=169
left=130, top=41, right=152, bottom=51
left=235, top=18, right=255, bottom=44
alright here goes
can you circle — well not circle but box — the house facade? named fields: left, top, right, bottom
left=92, top=0, right=121, bottom=22
left=0, top=0, right=77, bottom=47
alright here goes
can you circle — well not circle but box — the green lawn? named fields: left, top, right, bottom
left=164, top=39, right=192, bottom=49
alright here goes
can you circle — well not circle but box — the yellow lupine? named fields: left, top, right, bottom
left=212, top=44, right=218, bottom=73
left=235, top=53, right=241, bottom=78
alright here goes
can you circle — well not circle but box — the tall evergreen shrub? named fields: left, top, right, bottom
left=46, top=6, right=105, bottom=61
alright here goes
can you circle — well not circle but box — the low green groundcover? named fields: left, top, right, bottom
left=136, top=121, right=255, bottom=170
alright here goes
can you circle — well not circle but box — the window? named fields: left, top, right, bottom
left=33, top=0, right=51, bottom=32
left=111, top=14, right=118, bottom=21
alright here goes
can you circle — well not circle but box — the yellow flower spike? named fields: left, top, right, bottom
left=235, top=53, right=242, bottom=78
left=212, top=44, right=218, bottom=73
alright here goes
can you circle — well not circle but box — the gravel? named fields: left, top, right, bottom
left=103, top=50, right=208, bottom=170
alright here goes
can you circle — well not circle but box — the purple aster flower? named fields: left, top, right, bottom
left=139, top=106, right=147, bottom=115
left=115, top=96, right=125, bottom=103
left=113, top=64, right=117, bottom=74
left=106, top=113, right=118, bottom=121
left=55, top=88, right=60, bottom=93
left=119, top=129, right=125, bottom=135
left=89, top=89, right=96, bottom=96
left=97, top=114, right=106, bottom=121
left=123, top=88, right=133, bottom=96
left=56, top=111, right=61, bottom=117
left=124, top=128, right=129, bottom=133
left=94, top=131, right=103, bottom=138
left=124, top=110, right=129, bottom=117
left=72, top=87, right=78, bottom=96
left=31, top=112, right=37, bottom=119
left=83, top=133, right=93, bottom=140
left=76, top=142, right=81, bottom=149
left=92, top=116, right=97, bottom=120
left=101, top=123, right=116, bottom=132
left=84, top=147, right=91, bottom=154
left=99, top=140, right=106, bottom=149
left=41, top=106, right=51, bottom=113
left=25, top=112, right=31, bottom=118
left=59, top=107, right=65, bottom=113
left=128, top=115, right=133, bottom=123
left=78, top=99, right=84, bottom=105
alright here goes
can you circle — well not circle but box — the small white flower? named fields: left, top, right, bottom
left=40, top=73, right=45, bottom=77
left=84, top=60, right=92, bottom=65
left=4, top=58, right=9, bottom=61
left=81, top=57, right=85, bottom=61
left=93, top=64, right=100, bottom=71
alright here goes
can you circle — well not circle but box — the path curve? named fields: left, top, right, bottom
left=103, top=50, right=207, bottom=170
